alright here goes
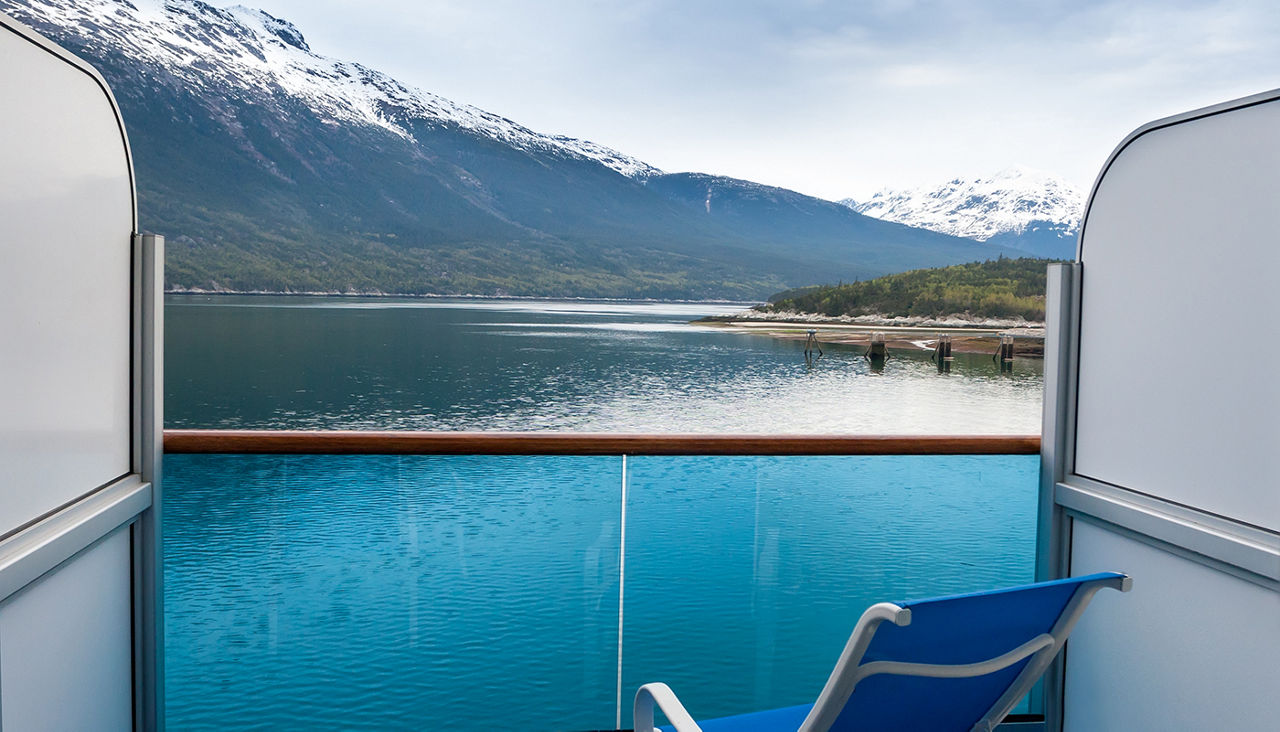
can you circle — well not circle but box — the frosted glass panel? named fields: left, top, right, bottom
left=0, top=27, right=134, bottom=535
left=1075, top=100, right=1280, bottom=530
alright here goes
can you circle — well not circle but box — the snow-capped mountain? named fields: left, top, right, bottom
left=8, top=0, right=661, bottom=178
left=2, top=0, right=1010, bottom=297
left=843, top=167, right=1085, bottom=259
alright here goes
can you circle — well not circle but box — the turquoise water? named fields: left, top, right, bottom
left=164, top=453, right=1039, bottom=730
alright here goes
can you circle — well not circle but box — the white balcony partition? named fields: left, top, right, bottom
left=1073, top=99, right=1280, bottom=529
left=1065, top=522, right=1275, bottom=730
left=0, top=530, right=134, bottom=731
left=1039, top=91, right=1280, bottom=732
left=0, top=13, right=161, bottom=732
left=0, top=10, right=132, bottom=535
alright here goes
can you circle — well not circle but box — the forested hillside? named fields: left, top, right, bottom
left=761, top=257, right=1057, bottom=321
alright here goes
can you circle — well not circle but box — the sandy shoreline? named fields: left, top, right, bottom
left=699, top=318, right=1046, bottom=357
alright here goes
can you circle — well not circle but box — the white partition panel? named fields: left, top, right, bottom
left=0, top=20, right=134, bottom=537
left=1065, top=522, right=1278, bottom=731
left=0, top=530, right=134, bottom=732
left=0, top=13, right=161, bottom=732
left=1042, top=90, right=1280, bottom=732
left=1074, top=99, right=1280, bottom=530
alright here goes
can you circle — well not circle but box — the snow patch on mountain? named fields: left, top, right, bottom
left=5, top=0, right=662, bottom=178
left=842, top=166, right=1084, bottom=242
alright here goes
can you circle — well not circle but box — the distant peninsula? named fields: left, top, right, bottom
left=695, top=257, right=1057, bottom=357
left=751, top=256, right=1056, bottom=324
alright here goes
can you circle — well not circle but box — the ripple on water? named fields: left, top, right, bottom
left=165, top=453, right=1038, bottom=730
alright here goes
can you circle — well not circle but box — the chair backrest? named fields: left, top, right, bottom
left=801, top=573, right=1129, bottom=732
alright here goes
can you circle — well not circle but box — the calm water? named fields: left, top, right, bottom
left=165, top=453, right=1038, bottom=731
left=165, top=295, right=1043, bottom=433
left=163, top=295, right=1043, bottom=729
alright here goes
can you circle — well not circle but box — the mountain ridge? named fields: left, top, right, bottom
left=5, top=0, right=1020, bottom=298
left=843, top=167, right=1083, bottom=260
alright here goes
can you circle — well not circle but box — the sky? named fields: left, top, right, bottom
left=246, top=0, right=1280, bottom=200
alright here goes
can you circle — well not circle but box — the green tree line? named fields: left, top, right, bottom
left=761, top=256, right=1059, bottom=321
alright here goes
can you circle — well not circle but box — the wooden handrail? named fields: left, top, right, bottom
left=163, top=430, right=1041, bottom=456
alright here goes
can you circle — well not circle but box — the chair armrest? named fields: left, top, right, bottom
left=634, top=682, right=702, bottom=732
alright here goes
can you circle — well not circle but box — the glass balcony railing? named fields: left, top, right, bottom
left=162, top=435, right=1040, bottom=731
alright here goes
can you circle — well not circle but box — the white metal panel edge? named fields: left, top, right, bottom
left=1033, top=263, right=1080, bottom=732
left=133, top=233, right=164, bottom=732
left=1056, top=477, right=1279, bottom=588
left=0, top=476, right=150, bottom=604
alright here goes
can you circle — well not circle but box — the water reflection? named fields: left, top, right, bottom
left=165, top=296, right=1043, bottom=434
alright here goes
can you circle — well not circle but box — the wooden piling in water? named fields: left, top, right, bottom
left=865, top=332, right=888, bottom=364
left=995, top=334, right=1015, bottom=371
left=932, top=334, right=954, bottom=362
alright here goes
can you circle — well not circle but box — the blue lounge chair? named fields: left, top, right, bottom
left=635, top=572, right=1130, bottom=732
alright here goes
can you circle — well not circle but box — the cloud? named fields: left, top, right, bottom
left=248, top=0, right=1280, bottom=199
left=875, top=63, right=968, bottom=88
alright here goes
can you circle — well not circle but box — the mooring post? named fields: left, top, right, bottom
left=935, top=334, right=953, bottom=373
left=866, top=331, right=888, bottom=365
left=996, top=333, right=1015, bottom=371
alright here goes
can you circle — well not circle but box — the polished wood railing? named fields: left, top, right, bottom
left=162, top=430, right=1040, bottom=455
